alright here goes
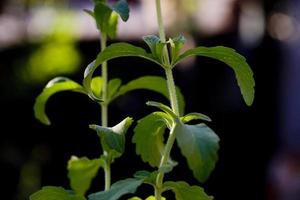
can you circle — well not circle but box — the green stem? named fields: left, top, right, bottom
left=155, top=1, right=180, bottom=199
left=100, top=32, right=111, bottom=190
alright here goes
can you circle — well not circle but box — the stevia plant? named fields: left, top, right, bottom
left=30, top=0, right=255, bottom=199
left=83, top=0, right=255, bottom=200
left=30, top=0, right=185, bottom=199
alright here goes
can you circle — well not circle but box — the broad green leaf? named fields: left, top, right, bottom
left=133, top=112, right=168, bottom=167
left=88, top=178, right=143, bottom=200
left=30, top=186, right=86, bottom=200
left=175, top=123, right=219, bottom=182
left=169, top=35, right=186, bottom=65
left=90, top=117, right=133, bottom=156
left=112, top=0, right=130, bottom=21
left=146, top=101, right=177, bottom=119
left=83, top=44, right=162, bottom=104
left=67, top=156, right=104, bottom=196
left=91, top=76, right=103, bottom=99
left=174, top=46, right=255, bottom=106
left=163, top=181, right=213, bottom=200
left=107, top=78, right=122, bottom=100
left=181, top=112, right=211, bottom=123
left=112, top=76, right=185, bottom=116
left=34, top=77, right=86, bottom=125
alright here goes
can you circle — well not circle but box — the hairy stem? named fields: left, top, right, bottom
left=155, top=0, right=180, bottom=199
left=100, top=32, right=110, bottom=190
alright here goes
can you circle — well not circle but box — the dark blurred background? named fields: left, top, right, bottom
left=1, top=0, right=300, bottom=199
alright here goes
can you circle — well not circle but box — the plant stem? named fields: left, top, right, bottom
left=100, top=32, right=111, bottom=190
left=155, top=0, right=180, bottom=199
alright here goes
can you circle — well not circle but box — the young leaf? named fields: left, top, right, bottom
left=143, top=35, right=164, bottom=62
left=107, top=78, right=122, bottom=100
left=90, top=117, right=133, bottom=155
left=34, top=77, right=86, bottom=125
left=106, top=12, right=119, bottom=39
left=132, top=112, right=168, bottom=167
left=174, top=46, right=255, bottom=106
left=181, top=112, right=211, bottom=123
left=67, top=156, right=104, bottom=196
left=91, top=76, right=103, bottom=98
left=133, top=170, right=159, bottom=186
left=112, top=76, right=185, bottom=115
left=163, top=181, right=213, bottom=200
left=83, top=61, right=102, bottom=102
left=146, top=101, right=177, bottom=119
left=175, top=123, right=220, bottom=182
left=112, top=0, right=130, bottom=22
left=88, top=178, right=143, bottom=200
left=29, top=186, right=86, bottom=200
left=169, top=35, right=186, bottom=65
left=94, top=2, right=112, bottom=33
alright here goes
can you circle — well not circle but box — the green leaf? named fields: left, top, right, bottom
left=91, top=76, right=103, bottom=99
left=143, top=35, right=163, bottom=61
left=175, top=123, right=219, bottom=182
left=169, top=35, right=186, bottom=65
left=107, top=78, right=122, bottom=100
left=112, top=0, right=130, bottom=22
left=174, top=46, right=255, bottom=106
left=67, top=156, right=104, bottom=196
left=83, top=44, right=162, bottom=104
left=34, top=77, right=86, bottom=125
left=181, top=112, right=211, bottom=123
left=88, top=178, right=143, bottom=200
left=128, top=197, right=142, bottom=200
left=146, top=101, right=177, bottom=119
left=30, top=186, right=86, bottom=200
left=132, top=112, right=167, bottom=167
left=133, top=170, right=158, bottom=186
left=163, top=181, right=213, bottom=200
left=90, top=117, right=133, bottom=156
left=107, top=12, right=119, bottom=39
left=112, top=76, right=185, bottom=116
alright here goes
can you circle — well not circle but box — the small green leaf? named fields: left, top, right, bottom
left=163, top=181, right=213, bottom=200
left=67, top=156, right=104, bottom=196
left=107, top=12, right=119, bottom=39
left=169, top=35, right=186, bottom=65
left=174, top=46, right=255, bottom=106
left=146, top=101, right=177, bottom=119
left=132, top=112, right=167, bottom=167
left=34, top=77, right=86, bottom=125
left=113, top=76, right=185, bottom=116
left=88, top=178, right=143, bottom=200
left=94, top=2, right=112, bottom=32
left=181, top=112, right=211, bottom=123
left=175, top=123, right=219, bottom=182
left=91, top=76, right=103, bottom=99
left=143, top=35, right=163, bottom=60
left=133, top=170, right=158, bottom=186
left=112, top=0, right=130, bottom=22
left=83, top=44, right=162, bottom=104
left=90, top=117, right=133, bottom=160
left=30, top=186, right=86, bottom=200
left=107, top=78, right=122, bottom=100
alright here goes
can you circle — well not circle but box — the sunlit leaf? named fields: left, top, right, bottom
left=88, top=178, right=143, bottom=200
left=107, top=12, right=119, bottom=39
left=181, top=112, right=211, bottom=123
left=112, top=76, right=185, bottom=116
left=175, top=123, right=219, bottom=182
left=91, top=76, right=103, bottom=99
left=163, top=181, right=213, bottom=200
left=34, top=77, right=86, bottom=125
left=174, top=46, right=255, bottom=106
left=132, top=112, right=168, bottom=167
left=67, top=156, right=104, bottom=196
left=29, top=186, right=86, bottom=200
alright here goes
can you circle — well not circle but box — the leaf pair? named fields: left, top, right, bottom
left=133, top=101, right=219, bottom=183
